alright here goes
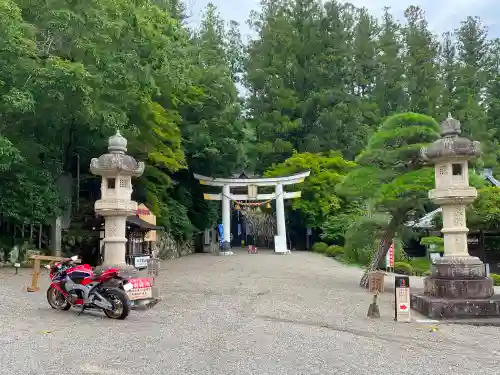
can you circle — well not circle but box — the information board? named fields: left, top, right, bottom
left=394, top=275, right=411, bottom=322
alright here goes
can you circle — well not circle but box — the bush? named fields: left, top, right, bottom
left=325, top=245, right=344, bottom=258
left=312, top=242, right=328, bottom=253
left=410, top=258, right=431, bottom=275
left=343, top=215, right=388, bottom=265
left=393, top=261, right=413, bottom=275
left=491, top=274, right=500, bottom=286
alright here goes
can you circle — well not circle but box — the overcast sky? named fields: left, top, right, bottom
left=187, top=0, right=499, bottom=40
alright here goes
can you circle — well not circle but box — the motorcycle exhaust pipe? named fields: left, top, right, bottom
left=130, top=298, right=161, bottom=310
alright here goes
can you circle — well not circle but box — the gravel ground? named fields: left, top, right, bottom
left=1, top=249, right=499, bottom=375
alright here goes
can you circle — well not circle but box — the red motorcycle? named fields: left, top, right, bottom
left=45, top=256, right=133, bottom=320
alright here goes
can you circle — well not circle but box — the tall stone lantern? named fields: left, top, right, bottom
left=412, top=114, right=500, bottom=319
left=90, top=130, right=145, bottom=269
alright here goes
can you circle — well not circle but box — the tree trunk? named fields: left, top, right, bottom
left=359, top=223, right=398, bottom=288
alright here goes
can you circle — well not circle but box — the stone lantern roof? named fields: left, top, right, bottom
left=90, top=130, right=145, bottom=177
left=421, top=114, right=481, bottom=163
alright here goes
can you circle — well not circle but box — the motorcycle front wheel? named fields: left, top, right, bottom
left=46, top=286, right=71, bottom=311
left=102, top=288, right=130, bottom=320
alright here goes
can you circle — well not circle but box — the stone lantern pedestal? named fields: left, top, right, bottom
left=411, top=115, right=500, bottom=319
left=90, top=130, right=145, bottom=271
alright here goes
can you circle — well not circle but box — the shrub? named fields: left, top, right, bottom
left=343, top=215, right=388, bottom=265
left=312, top=242, right=328, bottom=253
left=325, top=245, right=344, bottom=257
left=491, top=274, right=500, bottom=286
left=410, top=258, right=431, bottom=275
left=393, top=261, right=413, bottom=275
left=420, top=236, right=444, bottom=253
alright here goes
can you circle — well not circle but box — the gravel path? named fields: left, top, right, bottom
left=0, top=249, right=499, bottom=375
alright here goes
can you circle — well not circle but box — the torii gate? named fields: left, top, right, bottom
left=193, top=171, right=310, bottom=254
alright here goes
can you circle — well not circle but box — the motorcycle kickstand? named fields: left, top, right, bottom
left=77, top=305, right=86, bottom=316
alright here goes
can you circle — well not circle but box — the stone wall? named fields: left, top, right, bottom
left=153, top=232, right=195, bottom=260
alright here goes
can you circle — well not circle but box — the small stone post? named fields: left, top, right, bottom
left=90, top=131, right=145, bottom=270
left=412, top=114, right=498, bottom=319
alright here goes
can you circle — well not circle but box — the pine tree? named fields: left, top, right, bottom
left=438, top=31, right=459, bottom=118
left=485, top=38, right=500, bottom=171
left=351, top=7, right=378, bottom=98
left=454, top=17, right=489, bottom=137
left=373, top=7, right=407, bottom=118
left=402, top=6, right=440, bottom=116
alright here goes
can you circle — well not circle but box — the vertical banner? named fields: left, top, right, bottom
left=218, top=224, right=224, bottom=248
left=394, top=275, right=411, bottom=322
left=385, top=241, right=395, bottom=268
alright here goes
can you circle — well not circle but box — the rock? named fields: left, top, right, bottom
left=153, top=232, right=195, bottom=260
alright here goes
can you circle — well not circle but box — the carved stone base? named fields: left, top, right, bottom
left=424, top=277, right=494, bottom=299
left=424, top=256, right=494, bottom=299
left=411, top=294, right=500, bottom=319
left=412, top=256, right=499, bottom=319
left=431, top=256, right=487, bottom=279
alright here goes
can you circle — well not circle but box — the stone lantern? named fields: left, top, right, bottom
left=90, top=130, right=145, bottom=269
left=412, top=114, right=500, bottom=319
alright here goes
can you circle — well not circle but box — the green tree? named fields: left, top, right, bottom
left=264, top=151, right=356, bottom=229
left=245, top=0, right=307, bottom=171
left=468, top=187, right=500, bottom=231
left=438, top=32, right=459, bottom=118
left=183, top=3, right=250, bottom=176
left=454, top=16, right=492, bottom=166
left=0, top=0, right=195, bottom=239
left=485, top=39, right=500, bottom=172
left=402, top=6, right=440, bottom=115
left=373, top=7, right=406, bottom=117
left=338, top=112, right=441, bottom=287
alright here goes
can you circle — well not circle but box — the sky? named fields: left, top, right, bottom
left=186, top=0, right=500, bottom=40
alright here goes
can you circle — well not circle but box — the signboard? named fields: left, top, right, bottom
left=128, top=287, right=153, bottom=300
left=385, top=241, right=394, bottom=268
left=137, top=203, right=157, bottom=242
left=134, top=255, right=151, bottom=269
left=127, top=278, right=153, bottom=300
left=394, top=275, right=411, bottom=322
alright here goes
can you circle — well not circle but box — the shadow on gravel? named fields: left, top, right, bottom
left=255, top=314, right=413, bottom=344
left=254, top=314, right=483, bottom=356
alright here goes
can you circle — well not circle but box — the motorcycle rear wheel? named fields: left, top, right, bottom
left=103, top=288, right=130, bottom=320
left=47, top=286, right=71, bottom=311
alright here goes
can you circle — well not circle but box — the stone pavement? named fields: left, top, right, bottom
left=0, top=249, right=499, bottom=374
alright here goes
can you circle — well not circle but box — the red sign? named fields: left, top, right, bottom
left=399, top=304, right=408, bottom=311
left=129, top=278, right=153, bottom=289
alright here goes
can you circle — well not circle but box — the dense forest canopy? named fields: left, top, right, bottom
left=2, top=0, right=500, bottom=257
